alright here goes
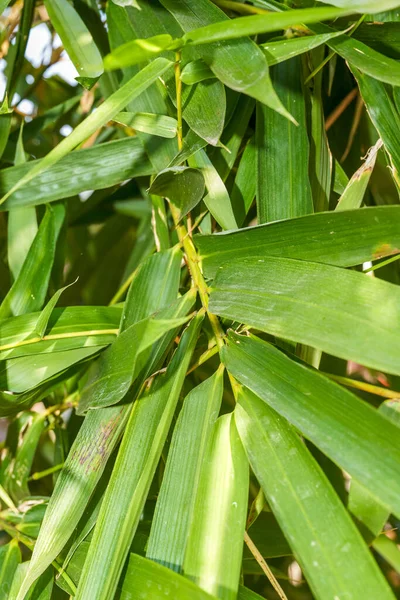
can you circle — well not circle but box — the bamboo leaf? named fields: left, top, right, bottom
left=44, top=0, right=103, bottom=88
left=149, top=166, right=205, bottom=216
left=234, top=384, right=395, bottom=600
left=182, top=6, right=351, bottom=45
left=222, top=332, right=400, bottom=520
left=161, top=0, right=294, bottom=121
left=315, top=0, right=400, bottom=13
left=0, top=58, right=173, bottom=206
left=112, top=112, right=177, bottom=137
left=0, top=138, right=153, bottom=210
left=256, top=56, right=313, bottom=223
left=0, top=540, right=21, bottom=599
left=183, top=412, right=249, bottom=600
left=261, top=30, right=347, bottom=66
left=0, top=305, right=121, bottom=361
left=75, top=314, right=203, bottom=600
left=312, top=23, right=400, bottom=87
left=0, top=203, right=65, bottom=319
left=147, top=368, right=224, bottom=571
left=195, top=205, right=400, bottom=278
left=188, top=149, right=238, bottom=230
left=121, top=554, right=218, bottom=600
left=209, top=256, right=400, bottom=376
left=181, top=59, right=215, bottom=84
left=350, top=66, right=400, bottom=188
left=336, top=139, right=382, bottom=211
left=104, top=34, right=173, bottom=70
left=16, top=249, right=189, bottom=599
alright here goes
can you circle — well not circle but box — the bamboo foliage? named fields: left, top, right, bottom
left=0, top=1, right=400, bottom=599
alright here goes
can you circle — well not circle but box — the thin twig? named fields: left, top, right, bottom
left=325, top=88, right=358, bottom=131
left=244, top=530, right=288, bottom=600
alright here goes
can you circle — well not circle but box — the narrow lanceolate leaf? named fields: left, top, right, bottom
left=113, top=112, right=177, bottom=137
left=7, top=126, right=38, bottom=281
left=75, top=314, right=203, bottom=600
left=104, top=34, right=173, bottom=70
left=315, top=0, right=400, bottom=13
left=147, top=368, right=224, bottom=571
left=230, top=136, right=256, bottom=227
left=311, top=23, right=400, bottom=87
left=0, top=305, right=121, bottom=361
left=234, top=385, right=395, bottom=600
left=336, top=139, right=382, bottom=211
left=181, top=59, right=215, bottom=84
left=308, top=46, right=331, bottom=212
left=183, top=413, right=248, bottom=600
left=149, top=166, right=205, bottom=217
left=0, top=138, right=153, bottom=210
left=160, top=0, right=294, bottom=121
left=0, top=540, right=21, bottom=599
left=0, top=203, right=65, bottom=319
left=182, top=6, right=350, bottom=45
left=121, top=554, right=218, bottom=600
left=7, top=411, right=47, bottom=501
left=181, top=80, right=226, bottom=146
left=188, top=149, right=237, bottom=230
left=348, top=400, right=400, bottom=537
left=222, top=332, right=400, bottom=520
left=261, top=30, right=346, bottom=66
left=350, top=67, right=400, bottom=188
left=16, top=250, right=187, bottom=600
left=78, top=301, right=190, bottom=413
left=44, top=0, right=103, bottom=87
left=195, top=205, right=400, bottom=279
left=210, top=256, right=400, bottom=376
left=256, top=57, right=313, bottom=223
left=0, top=58, right=172, bottom=206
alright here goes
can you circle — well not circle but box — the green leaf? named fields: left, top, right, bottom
left=112, top=111, right=177, bottom=137
left=195, top=205, right=400, bottom=279
left=77, top=301, right=191, bottom=413
left=183, top=412, right=248, bottom=600
left=7, top=412, right=47, bottom=501
left=16, top=250, right=189, bottom=600
left=0, top=138, right=153, bottom=210
left=0, top=540, right=21, bottom=599
left=0, top=305, right=121, bottom=361
left=0, top=58, right=173, bottom=207
left=315, top=0, right=400, bottom=13
left=188, top=149, right=238, bottom=230
left=75, top=314, right=203, bottom=600
left=181, top=6, right=350, bottom=45
left=348, top=399, right=400, bottom=537
left=350, top=67, right=400, bottom=188
left=121, top=554, right=218, bottom=600
left=161, top=0, right=294, bottom=121
left=210, top=256, right=400, bottom=376
left=230, top=136, right=256, bottom=227
left=234, top=384, right=395, bottom=600
left=181, top=59, right=215, bottom=84
left=149, top=166, right=205, bottom=216
left=147, top=368, right=224, bottom=571
left=33, top=281, right=77, bottom=339
left=44, top=0, right=103, bottom=87
left=336, top=139, right=382, bottom=211
left=222, top=332, right=400, bottom=520
left=9, top=563, right=53, bottom=600
left=311, top=23, right=400, bottom=87
left=256, top=56, right=313, bottom=223
left=181, top=80, right=226, bottom=146
left=0, top=203, right=65, bottom=319
left=104, top=34, right=173, bottom=70
left=261, top=30, right=347, bottom=66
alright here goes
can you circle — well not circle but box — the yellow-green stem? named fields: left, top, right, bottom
left=172, top=52, right=225, bottom=349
